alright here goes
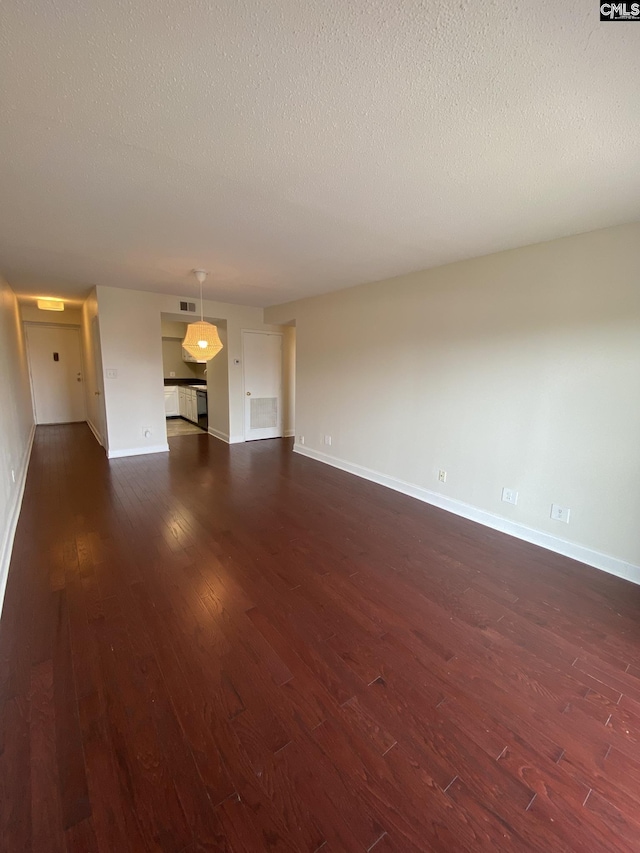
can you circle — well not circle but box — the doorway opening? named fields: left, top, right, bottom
left=160, top=313, right=228, bottom=441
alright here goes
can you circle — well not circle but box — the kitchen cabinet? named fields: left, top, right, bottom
left=188, top=392, right=197, bottom=423
left=182, top=346, right=205, bottom=364
left=174, top=386, right=204, bottom=425
left=164, top=386, right=179, bottom=417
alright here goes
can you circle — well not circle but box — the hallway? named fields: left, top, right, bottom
left=2, top=424, right=640, bottom=851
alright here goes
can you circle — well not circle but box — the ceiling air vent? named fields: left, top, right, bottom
left=179, top=301, right=196, bottom=313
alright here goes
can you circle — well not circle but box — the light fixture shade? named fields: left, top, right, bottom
left=37, top=298, right=64, bottom=311
left=182, top=320, right=223, bottom=361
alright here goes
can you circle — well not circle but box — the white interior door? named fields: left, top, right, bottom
left=243, top=331, right=283, bottom=441
left=25, top=324, right=87, bottom=424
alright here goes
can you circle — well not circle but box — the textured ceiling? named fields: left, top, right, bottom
left=1, top=1, right=639, bottom=307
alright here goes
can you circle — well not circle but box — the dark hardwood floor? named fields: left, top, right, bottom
left=2, top=424, right=640, bottom=851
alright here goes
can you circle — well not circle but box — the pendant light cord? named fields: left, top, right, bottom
left=200, top=278, right=204, bottom=322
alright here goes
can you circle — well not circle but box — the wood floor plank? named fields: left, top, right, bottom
left=52, top=590, right=91, bottom=831
left=65, top=816, right=99, bottom=852
left=214, top=793, right=299, bottom=853
left=30, top=659, right=65, bottom=853
left=77, top=691, right=146, bottom=853
left=0, top=696, right=31, bottom=850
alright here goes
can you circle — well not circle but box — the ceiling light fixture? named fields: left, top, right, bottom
left=181, top=270, right=223, bottom=361
left=37, top=298, right=65, bottom=311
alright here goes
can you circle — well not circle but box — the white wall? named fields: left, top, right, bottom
left=96, top=286, right=168, bottom=458
left=265, top=223, right=640, bottom=579
left=282, top=325, right=296, bottom=437
left=0, top=277, right=35, bottom=614
left=204, top=322, right=230, bottom=439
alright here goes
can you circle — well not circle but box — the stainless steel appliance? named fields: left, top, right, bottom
left=196, top=388, right=208, bottom=431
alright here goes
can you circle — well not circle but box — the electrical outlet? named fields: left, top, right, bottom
left=438, top=470, right=447, bottom=483
left=106, top=368, right=118, bottom=379
left=550, top=503, right=570, bottom=523
left=324, top=435, right=332, bottom=446
left=299, top=435, right=305, bottom=445
left=502, top=487, right=518, bottom=505
left=169, top=371, right=176, bottom=377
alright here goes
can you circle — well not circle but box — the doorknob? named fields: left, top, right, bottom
left=246, top=391, right=251, bottom=396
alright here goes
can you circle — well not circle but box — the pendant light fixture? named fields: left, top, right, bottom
left=182, top=269, right=223, bottom=361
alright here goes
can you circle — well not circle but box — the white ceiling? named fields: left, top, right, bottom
left=1, top=1, right=639, bottom=308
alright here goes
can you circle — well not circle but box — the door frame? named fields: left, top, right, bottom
left=90, top=315, right=107, bottom=447
left=241, top=329, right=283, bottom=441
left=24, top=322, right=87, bottom=425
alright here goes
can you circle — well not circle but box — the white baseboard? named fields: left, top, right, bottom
left=208, top=428, right=244, bottom=444
left=285, top=429, right=295, bottom=437
left=107, top=443, right=169, bottom=459
left=0, top=423, right=36, bottom=618
left=293, top=443, right=640, bottom=587
left=86, top=418, right=104, bottom=449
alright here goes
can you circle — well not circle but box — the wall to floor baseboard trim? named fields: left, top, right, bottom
left=86, top=418, right=104, bottom=449
left=207, top=427, right=244, bottom=444
left=0, top=424, right=36, bottom=617
left=293, top=443, right=640, bottom=587
left=284, top=429, right=295, bottom=437
left=107, top=443, right=169, bottom=459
